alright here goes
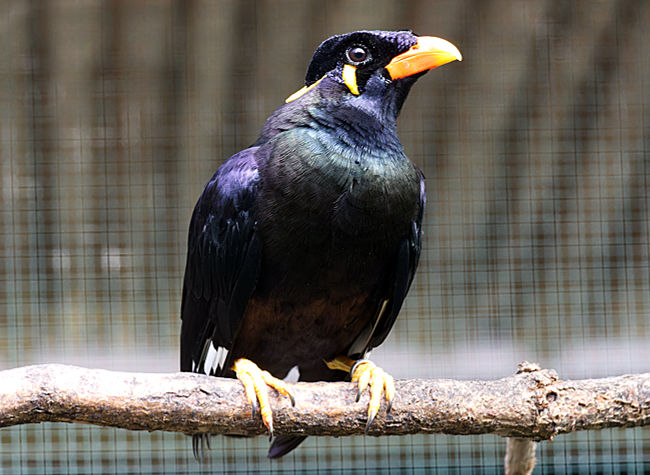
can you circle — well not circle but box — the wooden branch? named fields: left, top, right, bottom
left=505, top=438, right=537, bottom=475
left=1, top=362, right=649, bottom=440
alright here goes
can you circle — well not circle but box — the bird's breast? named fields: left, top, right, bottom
left=239, top=128, right=421, bottom=374
left=255, top=128, right=420, bottom=288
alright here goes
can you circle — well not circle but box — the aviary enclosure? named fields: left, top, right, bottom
left=0, top=1, right=649, bottom=473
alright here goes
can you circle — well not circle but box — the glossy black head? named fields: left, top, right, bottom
left=284, top=30, right=461, bottom=121
left=305, top=30, right=418, bottom=89
left=276, top=30, right=461, bottom=134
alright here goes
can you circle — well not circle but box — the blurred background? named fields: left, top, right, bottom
left=0, top=0, right=649, bottom=473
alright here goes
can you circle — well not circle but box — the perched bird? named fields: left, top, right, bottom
left=180, top=29, right=461, bottom=458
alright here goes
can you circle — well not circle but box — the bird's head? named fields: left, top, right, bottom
left=285, top=30, right=462, bottom=120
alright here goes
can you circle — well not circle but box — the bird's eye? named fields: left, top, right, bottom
left=347, top=46, right=368, bottom=63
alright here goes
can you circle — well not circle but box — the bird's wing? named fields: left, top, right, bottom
left=351, top=172, right=425, bottom=357
left=180, top=147, right=262, bottom=377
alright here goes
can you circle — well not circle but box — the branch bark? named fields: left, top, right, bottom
left=1, top=362, right=649, bottom=440
left=505, top=438, right=537, bottom=475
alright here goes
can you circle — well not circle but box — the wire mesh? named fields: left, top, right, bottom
left=1, top=0, right=649, bottom=473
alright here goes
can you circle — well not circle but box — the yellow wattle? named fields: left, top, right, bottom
left=342, top=64, right=360, bottom=95
left=285, top=77, right=324, bottom=103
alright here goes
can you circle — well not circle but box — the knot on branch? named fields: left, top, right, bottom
left=516, top=361, right=542, bottom=374
left=513, top=362, right=562, bottom=440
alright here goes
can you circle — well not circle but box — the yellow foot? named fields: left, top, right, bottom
left=232, top=358, right=295, bottom=440
left=326, top=356, right=395, bottom=432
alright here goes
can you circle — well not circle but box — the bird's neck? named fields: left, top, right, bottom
left=257, top=77, right=405, bottom=158
left=307, top=102, right=402, bottom=158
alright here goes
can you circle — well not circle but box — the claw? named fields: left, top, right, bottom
left=350, top=359, right=395, bottom=431
left=365, top=411, right=376, bottom=433
left=326, top=355, right=396, bottom=430
left=286, top=390, right=296, bottom=407
left=384, top=373, right=395, bottom=413
left=355, top=362, right=372, bottom=395
left=232, top=358, right=295, bottom=437
left=236, top=367, right=260, bottom=419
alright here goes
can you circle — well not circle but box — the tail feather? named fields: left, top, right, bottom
left=267, top=436, right=308, bottom=458
left=192, top=434, right=211, bottom=461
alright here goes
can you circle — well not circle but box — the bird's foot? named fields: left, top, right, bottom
left=326, top=356, right=395, bottom=432
left=232, top=358, right=295, bottom=440
left=352, top=359, right=395, bottom=432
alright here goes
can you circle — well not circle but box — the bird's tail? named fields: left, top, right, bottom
left=267, top=436, right=308, bottom=458
left=192, top=434, right=211, bottom=461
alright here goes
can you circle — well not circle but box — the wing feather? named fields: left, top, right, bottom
left=180, top=148, right=262, bottom=376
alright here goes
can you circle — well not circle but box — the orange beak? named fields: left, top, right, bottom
left=385, top=36, right=462, bottom=80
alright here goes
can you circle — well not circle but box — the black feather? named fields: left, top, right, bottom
left=180, top=29, right=438, bottom=460
left=267, top=436, right=308, bottom=459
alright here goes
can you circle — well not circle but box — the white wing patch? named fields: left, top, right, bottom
left=284, top=365, right=300, bottom=383
left=202, top=342, right=230, bottom=375
left=203, top=343, right=218, bottom=374
left=215, top=345, right=229, bottom=372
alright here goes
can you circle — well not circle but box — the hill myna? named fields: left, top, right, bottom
left=180, top=29, right=461, bottom=458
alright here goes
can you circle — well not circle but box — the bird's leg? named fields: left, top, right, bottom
left=325, top=355, right=396, bottom=432
left=232, top=358, right=295, bottom=440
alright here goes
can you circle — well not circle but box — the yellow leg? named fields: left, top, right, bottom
left=232, top=358, right=295, bottom=439
left=326, top=356, right=395, bottom=432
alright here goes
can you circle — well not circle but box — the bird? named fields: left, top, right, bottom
left=180, top=29, right=461, bottom=459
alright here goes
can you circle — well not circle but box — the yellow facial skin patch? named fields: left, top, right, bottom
left=285, top=63, right=360, bottom=103
left=285, top=77, right=324, bottom=103
left=342, top=64, right=360, bottom=95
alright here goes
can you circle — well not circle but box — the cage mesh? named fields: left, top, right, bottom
left=1, top=0, right=649, bottom=473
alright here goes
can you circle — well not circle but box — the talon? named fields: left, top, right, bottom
left=385, top=373, right=395, bottom=413
left=237, top=367, right=260, bottom=419
left=327, top=356, right=396, bottom=430
left=349, top=358, right=395, bottom=430
left=352, top=361, right=372, bottom=393
left=365, top=411, right=376, bottom=433
left=233, top=358, right=295, bottom=436
left=367, top=366, right=383, bottom=427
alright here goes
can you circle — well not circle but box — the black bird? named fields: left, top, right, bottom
left=180, top=30, right=461, bottom=458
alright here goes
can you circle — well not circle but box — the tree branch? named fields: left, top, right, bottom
left=1, top=362, right=649, bottom=440
left=505, top=438, right=537, bottom=475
